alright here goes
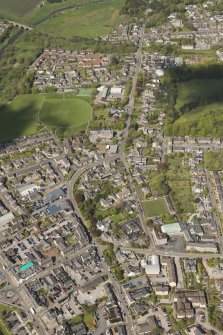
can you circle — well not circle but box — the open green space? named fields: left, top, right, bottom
left=175, top=78, right=223, bottom=113
left=37, top=0, right=126, bottom=39
left=40, top=98, right=92, bottom=128
left=0, top=93, right=92, bottom=141
left=143, top=198, right=169, bottom=217
left=164, top=65, right=223, bottom=137
left=0, top=0, right=42, bottom=19
left=0, top=94, right=44, bottom=141
left=167, top=155, right=195, bottom=217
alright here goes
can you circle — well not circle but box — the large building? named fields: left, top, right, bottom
left=141, top=255, right=160, bottom=275
left=161, top=222, right=182, bottom=235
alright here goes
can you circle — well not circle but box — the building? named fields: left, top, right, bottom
left=18, top=184, right=40, bottom=197
left=166, top=258, right=177, bottom=287
left=174, top=291, right=206, bottom=319
left=161, top=223, right=182, bottom=235
left=141, top=255, right=160, bottom=275
left=0, top=212, right=15, bottom=230
left=153, top=285, right=169, bottom=296
left=135, top=317, right=157, bottom=334
left=186, top=242, right=218, bottom=253
left=151, top=226, right=168, bottom=245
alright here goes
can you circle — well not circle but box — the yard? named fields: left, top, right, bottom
left=166, top=155, right=195, bottom=217
left=143, top=198, right=169, bottom=217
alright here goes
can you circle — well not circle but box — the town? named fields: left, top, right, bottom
left=0, top=0, right=223, bottom=335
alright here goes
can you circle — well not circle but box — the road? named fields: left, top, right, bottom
left=119, top=246, right=223, bottom=259
left=66, top=23, right=148, bottom=335
left=118, top=22, right=155, bottom=249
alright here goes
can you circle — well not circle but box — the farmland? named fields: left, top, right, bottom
left=0, top=93, right=92, bottom=141
left=0, top=0, right=42, bottom=19
left=36, top=0, right=126, bottom=39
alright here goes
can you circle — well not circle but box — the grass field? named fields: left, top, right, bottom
left=37, top=0, right=126, bottom=39
left=143, top=198, right=169, bottom=217
left=40, top=98, right=92, bottom=128
left=0, top=93, right=92, bottom=141
left=175, top=78, right=223, bottom=112
left=0, top=0, right=42, bottom=18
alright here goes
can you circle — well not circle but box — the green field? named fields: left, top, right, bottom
left=175, top=78, right=223, bottom=112
left=0, top=93, right=92, bottom=141
left=143, top=198, right=169, bottom=217
left=165, top=77, right=223, bottom=137
left=40, top=98, right=92, bottom=128
left=0, top=0, right=42, bottom=18
left=37, top=0, right=126, bottom=39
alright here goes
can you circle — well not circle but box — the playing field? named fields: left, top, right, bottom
left=143, top=199, right=169, bottom=217
left=0, top=93, right=92, bottom=141
left=40, top=98, right=92, bottom=128
left=0, top=0, right=42, bottom=18
left=37, top=0, right=126, bottom=39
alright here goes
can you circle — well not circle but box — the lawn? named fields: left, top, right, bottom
left=37, top=0, right=126, bottom=39
left=0, top=0, right=42, bottom=18
left=143, top=198, right=169, bottom=217
left=0, top=93, right=92, bottom=141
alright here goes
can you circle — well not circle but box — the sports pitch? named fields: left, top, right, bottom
left=0, top=93, right=92, bottom=141
left=40, top=98, right=92, bottom=128
left=143, top=199, right=169, bottom=218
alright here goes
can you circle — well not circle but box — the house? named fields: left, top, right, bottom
left=186, top=242, right=218, bottom=253
left=135, top=317, right=157, bottom=334
left=153, top=285, right=169, bottom=296
left=18, top=184, right=40, bottom=197
left=166, top=258, right=177, bottom=287
left=152, top=226, right=168, bottom=246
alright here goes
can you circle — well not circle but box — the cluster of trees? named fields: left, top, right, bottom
left=204, top=152, right=223, bottom=171
left=103, top=244, right=124, bottom=281
left=120, top=0, right=148, bottom=17
left=165, top=108, right=223, bottom=138
left=47, top=0, right=63, bottom=3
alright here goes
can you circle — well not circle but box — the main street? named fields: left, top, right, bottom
left=119, top=22, right=155, bottom=249
left=66, top=23, right=148, bottom=335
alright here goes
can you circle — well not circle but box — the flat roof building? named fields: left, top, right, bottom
left=161, top=223, right=181, bottom=235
